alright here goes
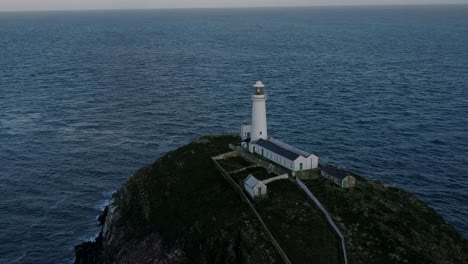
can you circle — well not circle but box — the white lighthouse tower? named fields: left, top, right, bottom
left=240, top=80, right=319, bottom=172
left=251, top=81, right=268, bottom=142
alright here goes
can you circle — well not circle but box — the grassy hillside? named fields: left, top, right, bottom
left=112, top=135, right=282, bottom=263
left=304, top=176, right=468, bottom=264
left=76, top=135, right=468, bottom=264
left=219, top=156, right=341, bottom=264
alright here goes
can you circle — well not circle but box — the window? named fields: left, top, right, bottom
left=260, top=131, right=262, bottom=135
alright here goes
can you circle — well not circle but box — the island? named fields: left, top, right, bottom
left=75, top=81, right=468, bottom=263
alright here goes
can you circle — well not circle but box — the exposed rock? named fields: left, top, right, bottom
left=75, top=135, right=280, bottom=263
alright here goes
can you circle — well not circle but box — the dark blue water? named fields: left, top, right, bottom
left=1, top=5, right=467, bottom=263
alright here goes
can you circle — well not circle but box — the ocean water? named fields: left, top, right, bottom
left=1, top=5, right=467, bottom=263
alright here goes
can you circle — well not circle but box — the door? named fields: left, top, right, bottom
left=342, top=180, right=347, bottom=188
left=258, top=187, right=262, bottom=196
left=247, top=132, right=250, bottom=139
left=261, top=149, right=264, bottom=156
left=300, top=163, right=303, bottom=171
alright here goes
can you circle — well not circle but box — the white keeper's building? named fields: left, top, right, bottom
left=241, top=81, right=319, bottom=172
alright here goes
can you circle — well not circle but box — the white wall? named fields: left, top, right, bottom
left=244, top=182, right=267, bottom=198
left=240, top=124, right=251, bottom=140
left=263, top=174, right=288, bottom=184
left=293, top=154, right=319, bottom=171
left=251, top=95, right=268, bottom=142
left=253, top=183, right=267, bottom=196
left=250, top=144, right=319, bottom=172
left=310, top=154, right=319, bottom=169
left=252, top=145, right=295, bottom=170
left=293, top=156, right=306, bottom=171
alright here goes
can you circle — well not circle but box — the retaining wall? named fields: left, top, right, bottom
left=212, top=150, right=239, bottom=160
left=262, top=174, right=289, bottom=185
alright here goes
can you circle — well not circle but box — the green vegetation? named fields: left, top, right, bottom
left=78, top=135, right=468, bottom=264
left=256, top=180, right=341, bottom=264
left=114, top=135, right=282, bottom=262
left=304, top=176, right=468, bottom=264
left=230, top=166, right=276, bottom=182
left=218, top=156, right=341, bottom=264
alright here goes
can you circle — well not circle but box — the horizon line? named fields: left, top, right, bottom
left=1, top=3, right=467, bottom=13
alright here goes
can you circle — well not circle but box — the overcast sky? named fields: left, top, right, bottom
left=1, top=0, right=468, bottom=12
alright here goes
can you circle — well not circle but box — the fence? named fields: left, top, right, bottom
left=296, top=178, right=348, bottom=264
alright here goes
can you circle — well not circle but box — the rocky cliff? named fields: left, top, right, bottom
left=75, top=135, right=282, bottom=264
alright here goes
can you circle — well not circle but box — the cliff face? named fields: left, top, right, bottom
left=75, top=135, right=282, bottom=264
left=76, top=197, right=187, bottom=264
left=75, top=135, right=468, bottom=264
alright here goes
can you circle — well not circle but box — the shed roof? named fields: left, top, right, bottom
left=321, top=164, right=349, bottom=180
left=244, top=174, right=259, bottom=189
left=255, top=138, right=300, bottom=161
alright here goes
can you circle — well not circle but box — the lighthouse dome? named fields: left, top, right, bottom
left=253, top=81, right=265, bottom=88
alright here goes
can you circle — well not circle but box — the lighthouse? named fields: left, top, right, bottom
left=240, top=80, right=319, bottom=172
left=251, top=81, right=268, bottom=142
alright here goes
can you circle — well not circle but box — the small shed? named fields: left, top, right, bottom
left=243, top=174, right=267, bottom=199
left=321, top=164, right=356, bottom=188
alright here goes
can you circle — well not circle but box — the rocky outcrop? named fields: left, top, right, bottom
left=75, top=200, right=187, bottom=264
left=75, top=135, right=281, bottom=264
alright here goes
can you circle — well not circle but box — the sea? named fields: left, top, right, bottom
left=0, top=5, right=467, bottom=263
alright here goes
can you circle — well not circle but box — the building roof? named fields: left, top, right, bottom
left=269, top=137, right=312, bottom=158
left=321, top=164, right=349, bottom=180
left=244, top=174, right=261, bottom=189
left=255, top=138, right=300, bottom=161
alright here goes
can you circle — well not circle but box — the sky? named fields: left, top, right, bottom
left=1, top=0, right=468, bottom=12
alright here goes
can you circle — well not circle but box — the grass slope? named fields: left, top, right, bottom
left=114, top=135, right=281, bottom=263
left=256, top=180, right=341, bottom=264
left=304, top=176, right=468, bottom=264
left=219, top=156, right=341, bottom=264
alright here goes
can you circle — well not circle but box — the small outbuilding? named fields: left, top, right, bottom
left=240, top=121, right=252, bottom=141
left=321, top=164, right=356, bottom=188
left=243, top=174, right=267, bottom=199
